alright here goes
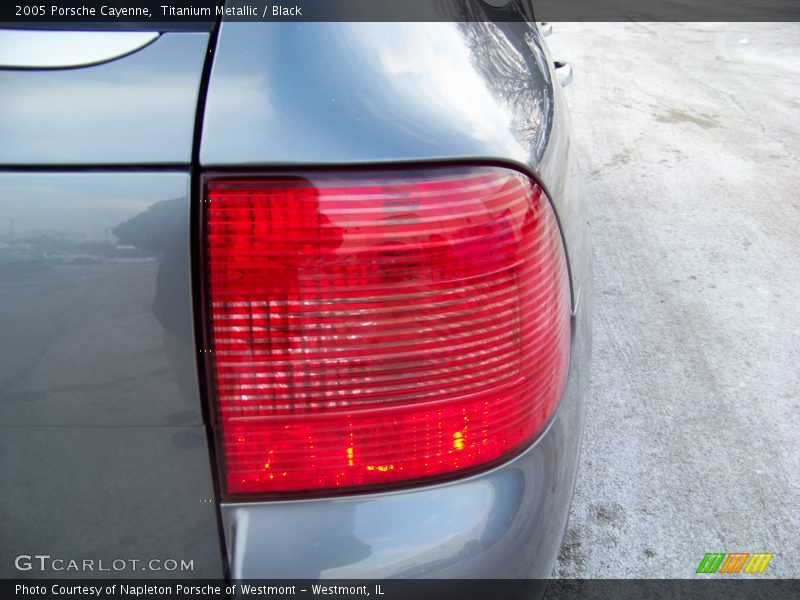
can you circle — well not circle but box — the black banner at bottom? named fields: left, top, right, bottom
left=3, top=579, right=800, bottom=600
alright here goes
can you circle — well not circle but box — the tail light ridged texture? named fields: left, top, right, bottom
left=203, top=167, right=570, bottom=496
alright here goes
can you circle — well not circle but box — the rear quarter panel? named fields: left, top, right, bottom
left=201, top=19, right=590, bottom=579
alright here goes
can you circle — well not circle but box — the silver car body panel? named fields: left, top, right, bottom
left=0, top=32, right=208, bottom=166
left=0, top=173, right=222, bottom=577
left=200, top=22, right=552, bottom=168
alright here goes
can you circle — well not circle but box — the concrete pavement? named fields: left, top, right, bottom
left=545, top=22, right=800, bottom=578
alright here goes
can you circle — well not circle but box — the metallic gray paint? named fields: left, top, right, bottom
left=0, top=32, right=208, bottom=166
left=200, top=22, right=552, bottom=168
left=537, top=39, right=591, bottom=317
left=0, top=172, right=223, bottom=577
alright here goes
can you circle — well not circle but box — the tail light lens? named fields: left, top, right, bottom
left=202, top=166, right=570, bottom=497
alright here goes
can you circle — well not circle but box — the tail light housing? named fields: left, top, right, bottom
left=201, top=166, right=570, bottom=497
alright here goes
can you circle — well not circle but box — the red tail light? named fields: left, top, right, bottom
left=202, top=166, right=570, bottom=496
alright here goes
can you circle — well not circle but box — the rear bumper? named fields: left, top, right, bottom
left=219, top=297, right=589, bottom=579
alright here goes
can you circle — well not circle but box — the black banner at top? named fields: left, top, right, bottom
left=2, top=0, right=800, bottom=25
